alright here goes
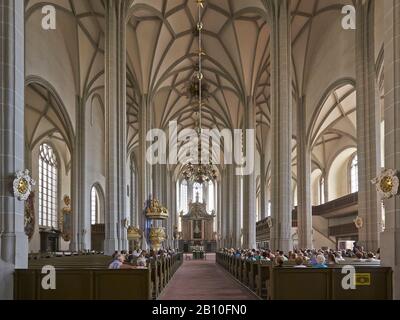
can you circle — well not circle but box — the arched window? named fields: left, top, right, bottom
left=207, top=181, right=215, bottom=212
left=193, top=182, right=203, bottom=203
left=319, top=177, right=325, bottom=204
left=91, top=187, right=100, bottom=225
left=350, top=155, right=359, bottom=193
left=38, top=143, right=58, bottom=228
left=179, top=180, right=188, bottom=213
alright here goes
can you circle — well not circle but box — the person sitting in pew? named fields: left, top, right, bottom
left=335, top=252, right=345, bottom=263
left=136, top=253, right=147, bottom=267
left=289, top=252, right=298, bottom=262
left=108, top=253, right=137, bottom=269
left=294, top=256, right=307, bottom=268
left=261, top=251, right=271, bottom=261
left=275, top=256, right=284, bottom=267
left=327, top=253, right=336, bottom=265
left=312, top=255, right=328, bottom=268
left=354, top=251, right=366, bottom=262
left=366, top=252, right=379, bottom=262
left=277, top=251, right=288, bottom=261
left=127, top=250, right=134, bottom=263
left=108, top=254, right=125, bottom=269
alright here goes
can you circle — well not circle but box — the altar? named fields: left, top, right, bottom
left=179, top=194, right=217, bottom=253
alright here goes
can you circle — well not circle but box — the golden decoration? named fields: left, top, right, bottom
left=17, top=178, right=29, bottom=194
left=13, top=170, right=36, bottom=201
left=127, top=226, right=142, bottom=240
left=145, top=198, right=169, bottom=220
left=354, top=216, right=363, bottom=229
left=149, top=227, right=166, bottom=251
left=380, top=176, right=394, bottom=193
left=372, top=169, right=400, bottom=200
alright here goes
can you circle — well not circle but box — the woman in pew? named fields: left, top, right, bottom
left=312, top=255, right=328, bottom=269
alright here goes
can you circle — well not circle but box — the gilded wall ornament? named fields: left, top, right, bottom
left=354, top=216, right=363, bottom=229
left=13, top=170, right=36, bottom=201
left=371, top=169, right=400, bottom=200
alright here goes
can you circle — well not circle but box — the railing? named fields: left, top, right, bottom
left=329, top=223, right=358, bottom=237
left=313, top=192, right=358, bottom=216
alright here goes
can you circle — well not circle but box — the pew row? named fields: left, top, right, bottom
left=15, top=253, right=183, bottom=300
left=216, top=252, right=392, bottom=300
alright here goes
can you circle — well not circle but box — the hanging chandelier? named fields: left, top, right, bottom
left=182, top=0, right=217, bottom=184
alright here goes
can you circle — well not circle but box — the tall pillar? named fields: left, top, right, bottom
left=71, top=96, right=88, bottom=251
left=218, top=174, right=226, bottom=248
left=355, top=0, right=381, bottom=252
left=104, top=0, right=128, bottom=254
left=266, top=0, right=293, bottom=252
left=168, top=171, right=177, bottom=249
left=260, top=153, right=267, bottom=220
left=228, top=168, right=234, bottom=248
left=138, top=95, right=152, bottom=250
left=296, top=97, right=312, bottom=249
left=380, top=0, right=400, bottom=300
left=233, top=175, right=241, bottom=248
left=0, top=0, right=27, bottom=300
left=242, top=98, right=257, bottom=249
left=218, top=174, right=224, bottom=248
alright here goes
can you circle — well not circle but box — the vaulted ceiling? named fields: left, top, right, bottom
left=24, top=0, right=382, bottom=186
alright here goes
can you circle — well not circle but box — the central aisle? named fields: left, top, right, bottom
left=159, top=253, right=259, bottom=300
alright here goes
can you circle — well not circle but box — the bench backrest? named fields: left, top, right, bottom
left=270, top=266, right=392, bottom=300
left=14, top=268, right=152, bottom=300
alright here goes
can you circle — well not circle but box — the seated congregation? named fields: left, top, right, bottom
left=217, top=245, right=392, bottom=300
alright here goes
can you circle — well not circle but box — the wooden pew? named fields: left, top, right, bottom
left=255, top=263, right=271, bottom=299
left=216, top=253, right=392, bottom=300
left=14, top=268, right=152, bottom=300
left=269, top=266, right=392, bottom=300
left=16, top=252, right=183, bottom=300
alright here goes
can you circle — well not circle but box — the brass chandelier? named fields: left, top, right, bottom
left=182, top=0, right=217, bottom=184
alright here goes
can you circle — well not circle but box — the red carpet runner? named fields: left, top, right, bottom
left=159, top=253, right=259, bottom=300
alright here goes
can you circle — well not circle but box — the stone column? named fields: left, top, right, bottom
left=104, top=0, right=128, bottom=254
left=71, top=96, right=88, bottom=251
left=296, top=96, right=312, bottom=249
left=0, top=0, right=27, bottom=300
left=233, top=175, right=241, bottom=248
left=380, top=0, right=400, bottom=300
left=266, top=0, right=293, bottom=252
left=260, top=153, right=267, bottom=220
left=355, top=0, right=381, bottom=252
left=138, top=95, right=152, bottom=250
left=169, top=172, right=177, bottom=249
left=227, top=168, right=233, bottom=248
left=217, top=175, right=224, bottom=248
left=242, top=98, right=257, bottom=249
